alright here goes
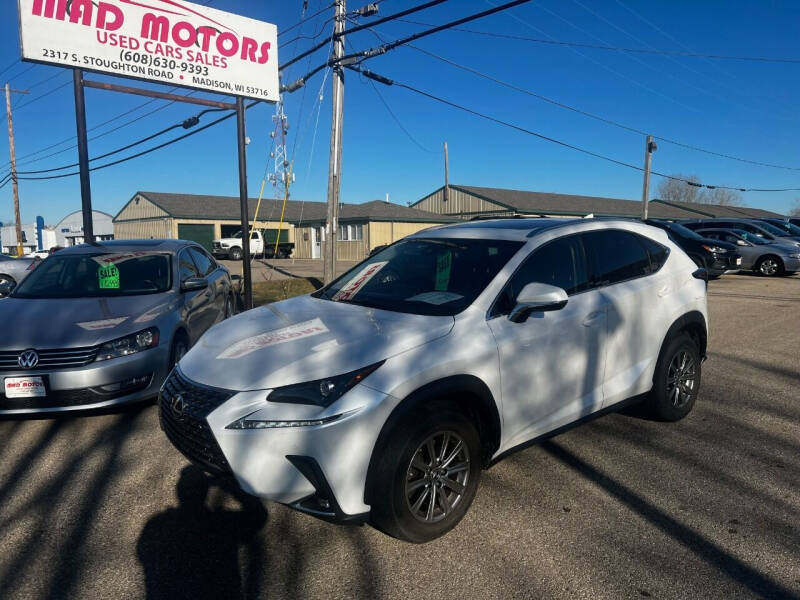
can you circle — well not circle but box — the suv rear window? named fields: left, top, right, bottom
left=583, top=230, right=651, bottom=286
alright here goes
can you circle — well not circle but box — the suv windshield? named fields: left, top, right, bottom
left=316, top=238, right=523, bottom=316
left=13, top=252, right=172, bottom=299
left=767, top=220, right=800, bottom=236
left=754, top=221, right=789, bottom=237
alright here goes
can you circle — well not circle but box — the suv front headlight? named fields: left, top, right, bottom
left=790, top=252, right=800, bottom=259
left=702, top=245, right=727, bottom=254
left=266, top=362, right=384, bottom=408
left=95, top=328, right=160, bottom=362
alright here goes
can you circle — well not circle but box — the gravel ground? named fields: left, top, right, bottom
left=0, top=273, right=798, bottom=600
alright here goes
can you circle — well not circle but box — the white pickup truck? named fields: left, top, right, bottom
left=212, top=230, right=294, bottom=261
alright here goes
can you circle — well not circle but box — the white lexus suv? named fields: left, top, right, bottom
left=160, top=218, right=708, bottom=542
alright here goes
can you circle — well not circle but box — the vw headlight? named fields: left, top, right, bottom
left=95, top=328, right=160, bottom=362
left=702, top=245, right=727, bottom=254
left=267, top=362, right=384, bottom=408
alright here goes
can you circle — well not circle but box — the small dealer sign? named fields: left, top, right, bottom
left=17, top=0, right=279, bottom=101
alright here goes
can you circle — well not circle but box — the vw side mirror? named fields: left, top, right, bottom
left=181, top=277, right=209, bottom=293
left=509, top=282, right=568, bottom=323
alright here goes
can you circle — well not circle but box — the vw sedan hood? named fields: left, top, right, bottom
left=179, top=294, right=455, bottom=392
left=0, top=292, right=177, bottom=349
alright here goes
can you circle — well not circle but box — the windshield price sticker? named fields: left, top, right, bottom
left=435, top=252, right=452, bottom=292
left=98, top=264, right=120, bottom=289
left=333, top=262, right=388, bottom=302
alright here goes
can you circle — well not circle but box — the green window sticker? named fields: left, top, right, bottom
left=435, top=251, right=452, bottom=291
left=98, top=264, right=120, bottom=290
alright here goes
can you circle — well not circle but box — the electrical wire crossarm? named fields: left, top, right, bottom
left=340, top=0, right=450, bottom=37
left=349, top=66, right=800, bottom=193
left=282, top=0, right=533, bottom=93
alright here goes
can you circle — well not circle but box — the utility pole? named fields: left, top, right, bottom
left=641, top=135, right=657, bottom=220
left=324, top=0, right=346, bottom=284
left=5, top=83, right=28, bottom=257
left=443, top=141, right=450, bottom=204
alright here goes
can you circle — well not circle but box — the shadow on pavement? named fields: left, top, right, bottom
left=137, top=466, right=268, bottom=600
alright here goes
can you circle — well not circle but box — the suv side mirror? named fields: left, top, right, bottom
left=0, top=280, right=15, bottom=298
left=181, top=277, right=209, bottom=293
left=509, top=282, right=568, bottom=323
left=736, top=239, right=748, bottom=246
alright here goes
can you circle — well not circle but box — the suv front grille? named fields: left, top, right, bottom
left=159, top=368, right=234, bottom=476
left=0, top=347, right=99, bottom=371
left=212, top=242, right=221, bottom=249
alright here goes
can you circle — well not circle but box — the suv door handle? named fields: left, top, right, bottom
left=582, top=311, right=604, bottom=327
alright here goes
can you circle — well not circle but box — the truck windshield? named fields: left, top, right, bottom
left=315, top=238, right=523, bottom=316
left=12, top=253, right=172, bottom=299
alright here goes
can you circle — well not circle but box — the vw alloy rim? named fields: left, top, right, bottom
left=405, top=431, right=470, bottom=523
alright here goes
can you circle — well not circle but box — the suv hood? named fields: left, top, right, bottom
left=180, top=294, right=455, bottom=391
left=0, top=292, right=177, bottom=349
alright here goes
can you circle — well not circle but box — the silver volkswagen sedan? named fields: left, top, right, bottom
left=0, top=240, right=235, bottom=416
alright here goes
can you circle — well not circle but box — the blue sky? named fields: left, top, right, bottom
left=1, top=0, right=799, bottom=225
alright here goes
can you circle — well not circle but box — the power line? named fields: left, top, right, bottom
left=405, top=44, right=800, bottom=172
left=284, top=0, right=533, bottom=92
left=350, top=66, right=800, bottom=193
left=13, top=80, right=71, bottom=111
left=397, top=18, right=800, bottom=64
left=0, top=104, right=255, bottom=188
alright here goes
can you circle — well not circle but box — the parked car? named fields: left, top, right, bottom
left=212, top=230, right=294, bottom=261
left=696, top=228, right=800, bottom=276
left=788, top=218, right=800, bottom=228
left=0, top=254, right=40, bottom=293
left=160, top=218, right=708, bottom=542
left=0, top=240, right=235, bottom=416
left=760, top=218, right=800, bottom=239
left=681, top=219, right=800, bottom=246
left=644, top=219, right=741, bottom=278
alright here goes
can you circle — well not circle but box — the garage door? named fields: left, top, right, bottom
left=177, top=224, right=215, bottom=253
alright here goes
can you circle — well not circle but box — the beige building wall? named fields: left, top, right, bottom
left=114, top=218, right=174, bottom=240
left=414, top=188, right=507, bottom=217
left=115, top=195, right=169, bottom=220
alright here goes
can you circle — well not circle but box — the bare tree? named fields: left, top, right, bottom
left=656, top=174, right=744, bottom=206
left=789, top=198, right=800, bottom=217
left=704, top=187, right=743, bottom=206
left=655, top=174, right=704, bottom=204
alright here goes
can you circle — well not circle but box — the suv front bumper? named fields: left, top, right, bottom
left=159, top=369, right=396, bottom=520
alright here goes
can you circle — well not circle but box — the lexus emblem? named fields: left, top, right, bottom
left=171, top=394, right=186, bottom=417
left=18, top=349, right=39, bottom=369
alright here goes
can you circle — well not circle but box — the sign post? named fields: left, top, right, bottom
left=72, top=69, right=94, bottom=242
left=17, top=0, right=279, bottom=307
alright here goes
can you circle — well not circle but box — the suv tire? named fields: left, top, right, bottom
left=646, top=333, right=701, bottom=421
left=370, top=406, right=482, bottom=543
left=229, top=247, right=243, bottom=261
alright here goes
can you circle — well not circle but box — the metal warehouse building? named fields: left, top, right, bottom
left=113, top=191, right=454, bottom=260
left=413, top=185, right=784, bottom=220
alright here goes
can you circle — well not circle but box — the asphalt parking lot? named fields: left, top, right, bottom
left=1, top=274, right=798, bottom=600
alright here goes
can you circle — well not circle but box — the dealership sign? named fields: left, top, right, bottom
left=17, top=0, right=279, bottom=101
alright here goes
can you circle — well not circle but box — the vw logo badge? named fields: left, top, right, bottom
left=18, top=349, right=39, bottom=369
left=171, top=394, right=186, bottom=417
